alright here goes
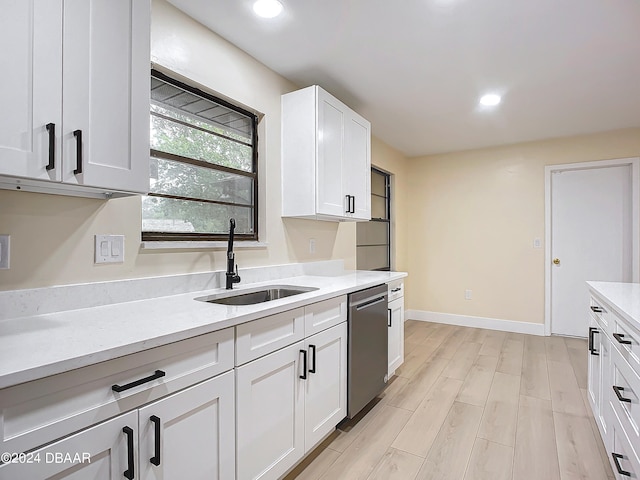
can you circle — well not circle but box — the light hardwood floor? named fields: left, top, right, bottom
left=285, top=320, right=614, bottom=480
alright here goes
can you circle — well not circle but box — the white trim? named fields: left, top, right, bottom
left=141, top=241, right=268, bottom=250
left=406, top=310, right=545, bottom=336
left=544, top=157, right=640, bottom=336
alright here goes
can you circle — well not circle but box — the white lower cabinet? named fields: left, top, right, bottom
left=388, top=298, right=405, bottom=377
left=236, top=322, right=347, bottom=480
left=0, top=410, right=138, bottom=480
left=0, top=373, right=234, bottom=480
left=138, top=372, right=235, bottom=480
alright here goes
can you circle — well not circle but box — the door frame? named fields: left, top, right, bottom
left=544, top=157, right=640, bottom=336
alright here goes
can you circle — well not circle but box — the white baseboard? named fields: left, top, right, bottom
left=406, top=310, right=546, bottom=336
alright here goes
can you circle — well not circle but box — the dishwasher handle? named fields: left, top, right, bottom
left=354, top=295, right=387, bottom=311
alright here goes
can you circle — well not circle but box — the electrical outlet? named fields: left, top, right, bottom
left=533, top=237, right=542, bottom=248
left=0, top=235, right=10, bottom=269
left=95, top=235, right=125, bottom=264
left=465, top=289, right=472, bottom=300
left=309, top=238, right=316, bottom=254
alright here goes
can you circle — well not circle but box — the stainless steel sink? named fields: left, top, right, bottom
left=195, top=285, right=318, bottom=306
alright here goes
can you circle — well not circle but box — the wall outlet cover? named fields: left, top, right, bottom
left=95, top=235, right=125, bottom=264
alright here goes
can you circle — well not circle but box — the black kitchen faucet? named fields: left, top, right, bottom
left=226, top=218, right=241, bottom=289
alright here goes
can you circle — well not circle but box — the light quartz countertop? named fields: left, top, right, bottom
left=0, top=270, right=406, bottom=389
left=587, top=281, right=640, bottom=330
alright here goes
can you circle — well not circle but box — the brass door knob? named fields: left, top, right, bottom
left=553, top=258, right=560, bottom=265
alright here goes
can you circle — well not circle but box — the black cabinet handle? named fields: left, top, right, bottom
left=388, top=308, right=392, bottom=327
left=588, top=327, right=599, bottom=356
left=299, top=349, right=307, bottom=380
left=614, top=333, right=632, bottom=345
left=73, top=129, right=83, bottom=174
left=590, top=305, right=603, bottom=313
left=45, top=123, right=55, bottom=171
left=613, top=385, right=632, bottom=403
left=391, top=287, right=402, bottom=293
left=150, top=415, right=161, bottom=466
left=112, top=370, right=166, bottom=393
left=350, top=195, right=355, bottom=213
left=123, top=426, right=135, bottom=479
left=309, top=345, right=316, bottom=374
left=612, top=453, right=631, bottom=476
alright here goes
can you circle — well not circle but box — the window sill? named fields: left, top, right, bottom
left=140, top=241, right=268, bottom=250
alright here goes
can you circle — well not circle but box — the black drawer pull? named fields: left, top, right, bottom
left=612, top=453, right=631, bottom=476
left=150, top=415, right=161, bottom=466
left=613, top=385, right=632, bottom=403
left=299, top=349, right=307, bottom=380
left=45, top=123, right=55, bottom=171
left=590, top=305, right=603, bottom=313
left=391, top=287, right=402, bottom=293
left=309, top=345, right=316, bottom=374
left=614, top=333, right=632, bottom=345
left=112, top=370, right=166, bottom=393
left=588, top=327, right=599, bottom=356
left=73, top=129, right=83, bottom=174
left=123, top=426, right=135, bottom=479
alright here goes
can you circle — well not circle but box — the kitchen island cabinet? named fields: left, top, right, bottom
left=587, top=282, right=640, bottom=479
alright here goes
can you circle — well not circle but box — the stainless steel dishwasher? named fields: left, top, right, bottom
left=347, top=283, right=389, bottom=418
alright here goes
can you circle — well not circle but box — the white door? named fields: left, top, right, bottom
left=0, top=0, right=62, bottom=180
left=236, top=342, right=305, bottom=480
left=304, top=323, right=347, bottom=449
left=388, top=298, right=405, bottom=376
left=344, top=112, right=371, bottom=220
left=62, top=0, right=150, bottom=193
left=138, top=372, right=235, bottom=480
left=0, top=410, right=137, bottom=480
left=551, top=165, right=633, bottom=336
left=316, top=88, right=347, bottom=217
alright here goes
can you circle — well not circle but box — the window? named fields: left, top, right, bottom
left=142, top=70, right=258, bottom=241
left=356, top=168, right=391, bottom=270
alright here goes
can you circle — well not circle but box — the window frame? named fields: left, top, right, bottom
left=143, top=69, right=259, bottom=242
left=356, top=167, right=391, bottom=271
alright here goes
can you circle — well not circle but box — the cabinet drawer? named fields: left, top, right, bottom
left=304, top=295, right=347, bottom=337
left=388, top=280, right=404, bottom=302
left=612, top=312, right=640, bottom=373
left=611, top=406, right=640, bottom=479
left=236, top=308, right=305, bottom=365
left=611, top=346, right=640, bottom=448
left=0, top=328, right=234, bottom=455
left=590, top=295, right=610, bottom=332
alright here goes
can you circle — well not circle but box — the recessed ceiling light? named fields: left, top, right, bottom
left=479, top=94, right=501, bottom=106
left=253, top=0, right=283, bottom=18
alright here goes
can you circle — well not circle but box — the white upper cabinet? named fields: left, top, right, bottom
left=282, top=85, right=371, bottom=221
left=0, top=0, right=150, bottom=198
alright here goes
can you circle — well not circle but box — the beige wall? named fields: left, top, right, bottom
left=0, top=0, right=405, bottom=291
left=406, top=127, right=640, bottom=324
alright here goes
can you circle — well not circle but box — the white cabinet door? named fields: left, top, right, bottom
left=388, top=297, right=405, bottom=376
left=344, top=112, right=371, bottom=220
left=62, top=0, right=150, bottom=193
left=588, top=318, right=602, bottom=415
left=598, top=327, right=611, bottom=442
left=0, top=0, right=62, bottom=180
left=236, top=342, right=305, bottom=480
left=304, top=323, right=347, bottom=450
left=138, top=371, right=235, bottom=480
left=0, top=410, right=137, bottom=480
left=316, top=88, right=347, bottom=217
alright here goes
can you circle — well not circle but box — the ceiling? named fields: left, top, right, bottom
left=167, top=0, right=640, bottom=157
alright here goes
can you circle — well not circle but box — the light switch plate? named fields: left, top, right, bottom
left=0, top=235, right=10, bottom=269
left=95, top=235, right=125, bottom=264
